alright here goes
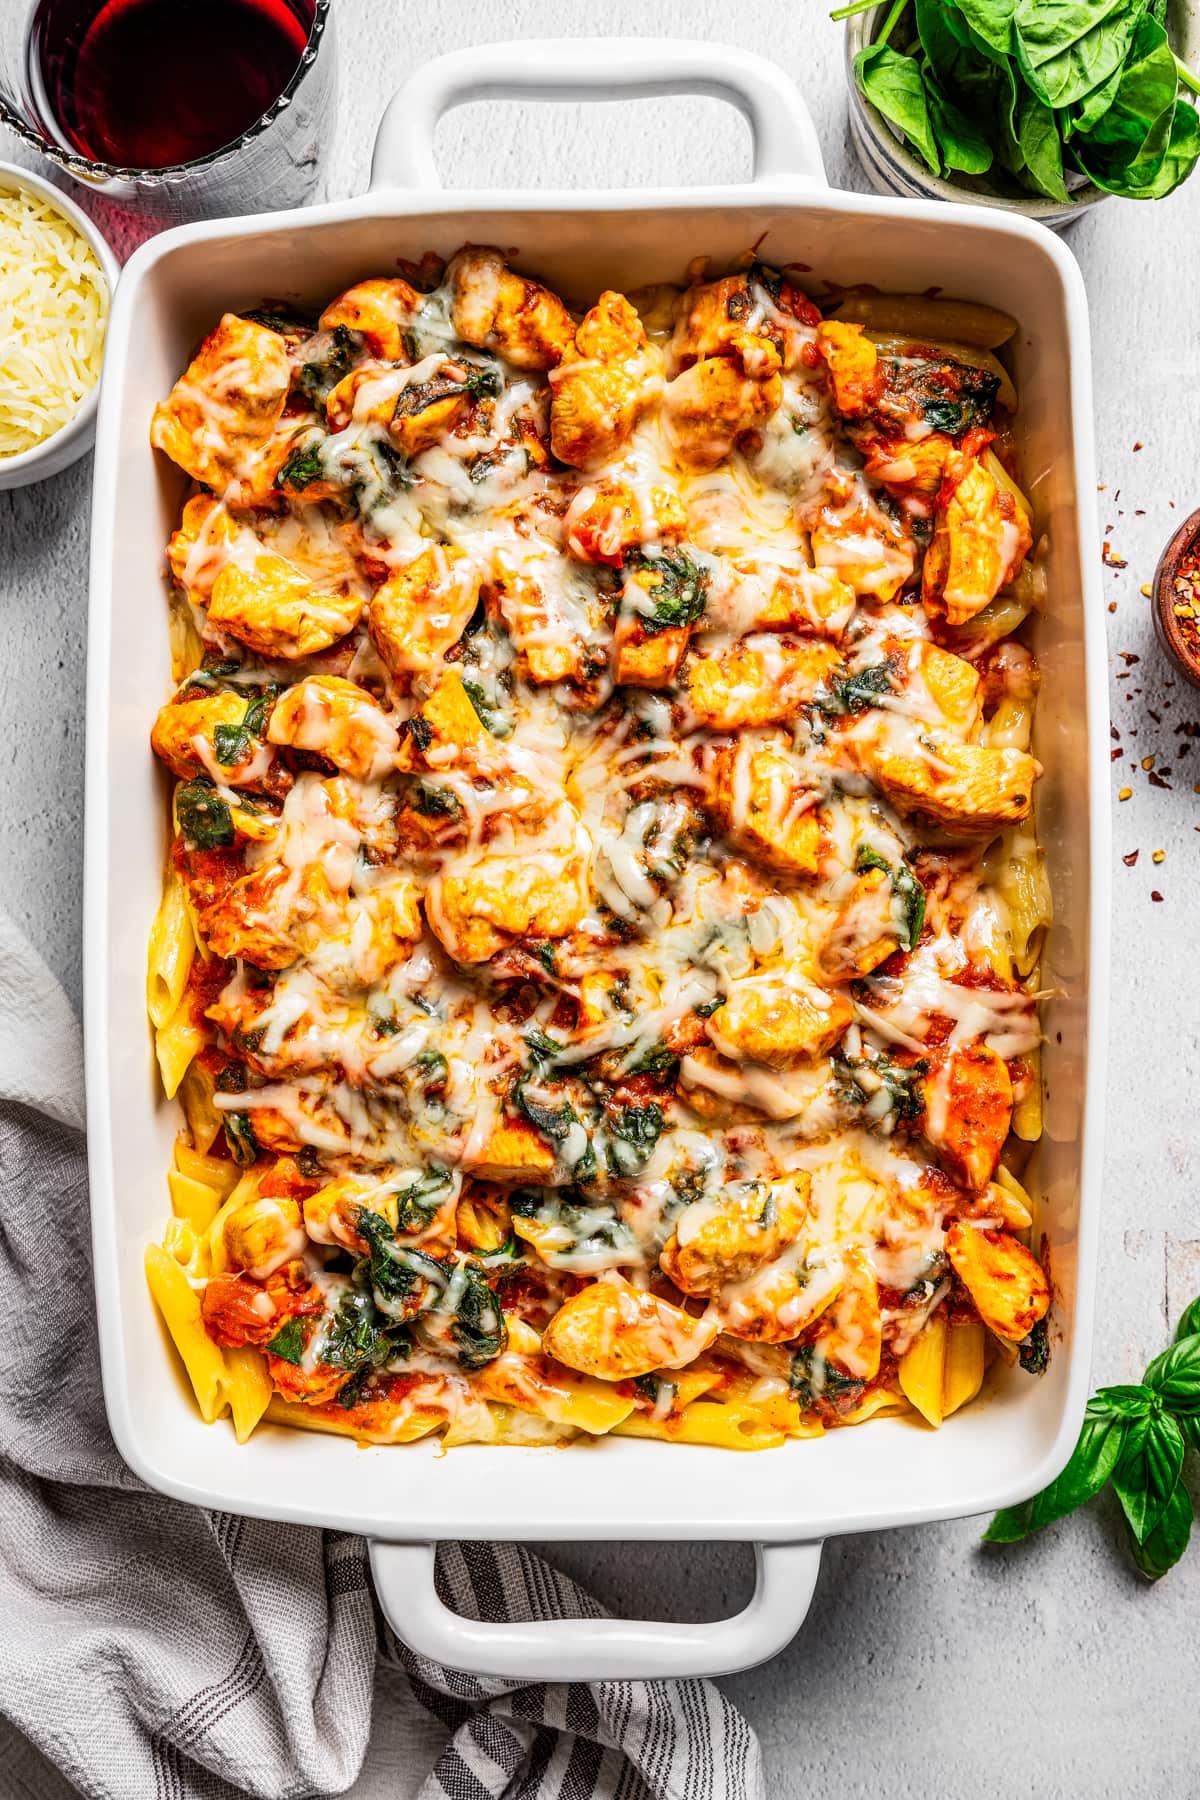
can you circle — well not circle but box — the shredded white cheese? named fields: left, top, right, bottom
left=0, top=186, right=108, bottom=458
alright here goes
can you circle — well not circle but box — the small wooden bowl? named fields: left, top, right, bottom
left=1152, top=505, right=1200, bottom=692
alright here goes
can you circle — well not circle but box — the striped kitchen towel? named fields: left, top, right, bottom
left=0, top=909, right=764, bottom=1800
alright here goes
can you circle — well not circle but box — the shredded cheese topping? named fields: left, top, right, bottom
left=0, top=186, right=108, bottom=458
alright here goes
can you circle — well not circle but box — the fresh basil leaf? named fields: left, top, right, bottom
left=854, top=44, right=942, bottom=175
left=1014, top=88, right=1072, bottom=198
left=267, top=1317, right=307, bottom=1365
left=984, top=1400, right=1126, bottom=1540
left=1176, top=1298, right=1200, bottom=1343
left=1112, top=1410, right=1186, bottom=1543
left=176, top=777, right=234, bottom=850
left=1092, top=1382, right=1155, bottom=1416
left=1129, top=1475, right=1193, bottom=1580
left=926, top=75, right=996, bottom=172
left=1144, top=1333, right=1200, bottom=1414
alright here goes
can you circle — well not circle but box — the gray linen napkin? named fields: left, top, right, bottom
left=0, top=909, right=765, bottom=1800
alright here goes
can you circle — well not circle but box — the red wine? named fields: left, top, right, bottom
left=29, top=0, right=314, bottom=170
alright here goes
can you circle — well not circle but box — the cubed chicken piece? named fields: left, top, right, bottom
left=150, top=314, right=290, bottom=489
left=660, top=1176, right=810, bottom=1296
left=302, top=1174, right=411, bottom=1253
left=166, top=494, right=241, bottom=604
left=462, top=1117, right=558, bottom=1184
left=208, top=557, right=364, bottom=660
left=267, top=675, right=399, bottom=782
left=550, top=291, right=658, bottom=469
left=398, top=668, right=492, bottom=771
left=686, top=637, right=841, bottom=729
left=220, top=1195, right=307, bottom=1280
left=425, top=852, right=586, bottom=964
left=749, top=564, right=857, bottom=640
left=447, top=247, right=575, bottom=369
left=669, top=269, right=818, bottom=374
left=815, top=319, right=882, bottom=418
left=907, top=642, right=982, bottom=733
left=809, top=472, right=915, bottom=601
left=707, top=976, right=854, bottom=1068
left=715, top=1252, right=843, bottom=1345
left=326, top=364, right=469, bottom=458
left=923, top=453, right=1032, bottom=627
left=151, top=688, right=261, bottom=783
left=541, top=1276, right=719, bottom=1381
left=872, top=739, right=1039, bottom=832
left=944, top=1221, right=1050, bottom=1342
left=564, top=480, right=686, bottom=566
left=368, top=546, right=483, bottom=679
left=708, top=740, right=821, bottom=876
left=200, top=861, right=326, bottom=970
left=819, top=866, right=902, bottom=980
left=860, top=430, right=955, bottom=498
left=486, top=561, right=588, bottom=685
left=614, top=622, right=690, bottom=688
left=814, top=1247, right=882, bottom=1380
left=319, top=277, right=423, bottom=360
left=663, top=350, right=783, bottom=472
left=921, top=1043, right=1013, bottom=1191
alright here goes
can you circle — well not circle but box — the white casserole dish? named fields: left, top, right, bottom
left=85, top=39, right=1110, bottom=1683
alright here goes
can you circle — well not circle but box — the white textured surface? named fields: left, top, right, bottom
left=2, top=2, right=1198, bottom=1790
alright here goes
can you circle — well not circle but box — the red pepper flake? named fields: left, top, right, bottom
left=1111, top=747, right=1123, bottom=761
left=1148, top=708, right=1162, bottom=723
left=1103, top=543, right=1128, bottom=569
left=1110, top=724, right=1120, bottom=740
left=1135, top=509, right=1146, bottom=516
left=1151, top=890, right=1164, bottom=902
left=1108, top=601, right=1118, bottom=612
left=1123, top=850, right=1139, bottom=866
left=1133, top=442, right=1144, bottom=451
left=1149, top=770, right=1173, bottom=789
left=1120, top=652, right=1140, bottom=665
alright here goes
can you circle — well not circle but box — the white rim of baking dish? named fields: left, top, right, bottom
left=84, top=39, right=1110, bottom=1680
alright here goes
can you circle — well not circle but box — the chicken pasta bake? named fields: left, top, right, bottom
left=145, top=249, right=1053, bottom=1452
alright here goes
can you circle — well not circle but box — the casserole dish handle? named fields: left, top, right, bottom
left=369, top=1538, right=822, bottom=1680
left=370, top=38, right=828, bottom=191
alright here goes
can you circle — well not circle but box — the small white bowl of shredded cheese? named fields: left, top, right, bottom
left=0, top=161, right=118, bottom=490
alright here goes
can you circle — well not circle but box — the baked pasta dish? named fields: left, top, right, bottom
left=145, top=250, right=1053, bottom=1451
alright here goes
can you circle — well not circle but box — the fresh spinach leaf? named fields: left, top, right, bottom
left=956, top=0, right=1017, bottom=55
left=1016, top=1, right=1143, bottom=111
left=926, top=75, right=996, bottom=171
left=854, top=43, right=943, bottom=174
left=1014, top=87, right=1072, bottom=197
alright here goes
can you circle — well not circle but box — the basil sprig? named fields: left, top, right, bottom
left=837, top=0, right=1200, bottom=203
left=984, top=1295, right=1200, bottom=1579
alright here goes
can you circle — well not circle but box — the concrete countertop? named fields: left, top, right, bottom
left=2, top=3, right=1197, bottom=1792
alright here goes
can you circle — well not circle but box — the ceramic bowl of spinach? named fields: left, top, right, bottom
left=840, top=0, right=1200, bottom=227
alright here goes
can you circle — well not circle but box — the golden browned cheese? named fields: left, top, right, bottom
left=448, top=246, right=575, bottom=369
left=686, top=639, right=841, bottom=729
left=369, top=549, right=484, bottom=680
left=542, top=1279, right=719, bottom=1381
left=921, top=1044, right=1014, bottom=1192
left=319, top=278, right=423, bottom=359
left=663, top=349, right=783, bottom=471
left=550, top=291, right=656, bottom=469
left=871, top=739, right=1039, bottom=832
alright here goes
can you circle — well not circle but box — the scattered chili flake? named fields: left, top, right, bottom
left=1136, top=509, right=1146, bottom=516
left=1119, top=787, right=1132, bottom=800
left=1111, top=724, right=1120, bottom=740
left=1151, top=890, right=1163, bottom=902
left=1111, top=748, right=1123, bottom=761
left=1103, top=543, right=1128, bottom=568
left=1148, top=709, right=1162, bottom=723
left=1123, top=850, right=1139, bottom=866
left=1120, top=652, right=1140, bottom=665
left=1169, top=537, right=1200, bottom=667
left=1108, top=601, right=1117, bottom=613
left=1133, top=442, right=1143, bottom=451
left=1149, top=770, right=1173, bottom=789
left=1152, top=849, right=1166, bottom=864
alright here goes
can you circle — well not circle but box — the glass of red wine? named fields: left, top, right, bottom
left=0, top=0, right=336, bottom=224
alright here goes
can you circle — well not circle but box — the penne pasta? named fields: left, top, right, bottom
left=146, top=870, right=195, bottom=1030
left=154, top=1004, right=205, bottom=1101
left=831, top=292, right=1017, bottom=349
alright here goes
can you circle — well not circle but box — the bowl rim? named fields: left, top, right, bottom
left=1151, top=503, right=1200, bottom=690
left=842, top=6, right=1109, bottom=219
left=0, top=157, right=119, bottom=479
